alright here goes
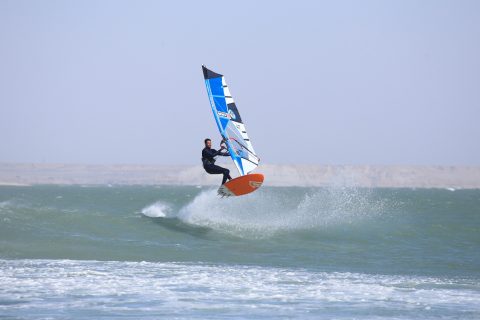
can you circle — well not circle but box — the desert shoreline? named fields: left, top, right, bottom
left=1, top=162, right=479, bottom=189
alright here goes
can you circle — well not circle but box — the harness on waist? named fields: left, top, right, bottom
left=202, top=157, right=215, bottom=166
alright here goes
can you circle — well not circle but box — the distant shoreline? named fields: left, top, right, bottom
left=0, top=182, right=31, bottom=187
left=1, top=162, right=480, bottom=189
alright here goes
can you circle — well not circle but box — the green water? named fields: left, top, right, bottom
left=0, top=185, right=479, bottom=319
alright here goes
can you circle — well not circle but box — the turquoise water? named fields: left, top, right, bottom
left=0, top=185, right=479, bottom=319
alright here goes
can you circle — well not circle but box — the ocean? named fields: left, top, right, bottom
left=0, top=185, right=479, bottom=319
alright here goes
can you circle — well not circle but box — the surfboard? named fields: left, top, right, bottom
left=202, top=65, right=264, bottom=197
left=218, top=173, right=264, bottom=197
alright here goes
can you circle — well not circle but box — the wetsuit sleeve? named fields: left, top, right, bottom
left=203, top=148, right=222, bottom=158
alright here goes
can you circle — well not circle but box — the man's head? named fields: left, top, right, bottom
left=204, top=138, right=212, bottom=148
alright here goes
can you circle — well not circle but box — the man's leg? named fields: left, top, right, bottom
left=205, top=164, right=231, bottom=185
left=221, top=167, right=231, bottom=185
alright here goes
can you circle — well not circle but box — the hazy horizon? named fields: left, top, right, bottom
left=1, top=0, right=479, bottom=166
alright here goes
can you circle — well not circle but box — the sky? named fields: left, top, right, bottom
left=1, top=0, right=479, bottom=165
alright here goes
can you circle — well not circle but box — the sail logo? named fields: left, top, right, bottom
left=228, top=109, right=236, bottom=120
left=217, top=111, right=231, bottom=119
left=249, top=181, right=262, bottom=189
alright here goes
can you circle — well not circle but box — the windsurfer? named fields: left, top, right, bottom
left=201, top=138, right=232, bottom=185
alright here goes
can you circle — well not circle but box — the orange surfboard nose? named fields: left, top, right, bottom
left=218, top=173, right=264, bottom=197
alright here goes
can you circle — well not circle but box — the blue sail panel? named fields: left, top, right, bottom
left=209, top=77, right=225, bottom=96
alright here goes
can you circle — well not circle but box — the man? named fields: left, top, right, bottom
left=202, top=138, right=232, bottom=185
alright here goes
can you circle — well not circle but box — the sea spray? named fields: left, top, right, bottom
left=170, top=187, right=391, bottom=238
left=141, top=201, right=172, bottom=218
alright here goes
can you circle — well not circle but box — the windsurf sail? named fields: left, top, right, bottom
left=202, top=65, right=260, bottom=176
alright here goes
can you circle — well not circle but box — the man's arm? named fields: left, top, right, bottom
left=203, top=148, right=222, bottom=158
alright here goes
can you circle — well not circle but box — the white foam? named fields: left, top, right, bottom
left=141, top=201, right=172, bottom=218
left=0, top=200, right=12, bottom=208
left=0, top=259, right=478, bottom=319
left=0, top=200, right=14, bottom=215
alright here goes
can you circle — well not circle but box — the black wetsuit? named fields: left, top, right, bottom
left=202, top=147, right=232, bottom=185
